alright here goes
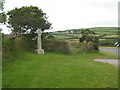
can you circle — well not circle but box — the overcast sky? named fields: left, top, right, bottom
left=1, top=0, right=119, bottom=33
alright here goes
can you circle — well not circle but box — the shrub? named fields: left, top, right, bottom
left=42, top=39, right=70, bottom=54
left=2, top=37, right=17, bottom=59
left=22, top=34, right=37, bottom=51
left=92, top=37, right=99, bottom=50
left=2, top=34, right=35, bottom=59
left=68, top=42, right=96, bottom=54
left=79, top=29, right=99, bottom=50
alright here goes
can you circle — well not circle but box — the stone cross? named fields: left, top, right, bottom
left=36, top=29, right=44, bottom=54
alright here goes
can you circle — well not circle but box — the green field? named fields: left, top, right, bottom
left=103, top=35, right=119, bottom=38
left=51, top=27, right=119, bottom=44
left=53, top=35, right=73, bottom=39
left=89, top=27, right=118, bottom=32
left=3, top=51, right=118, bottom=88
left=95, top=32, right=114, bottom=35
left=66, top=34, right=82, bottom=37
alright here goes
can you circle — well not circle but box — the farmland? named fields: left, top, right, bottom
left=50, top=27, right=119, bottom=46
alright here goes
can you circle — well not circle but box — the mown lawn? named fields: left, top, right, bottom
left=3, top=51, right=118, bottom=88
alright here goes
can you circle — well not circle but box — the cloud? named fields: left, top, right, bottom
left=2, top=0, right=119, bottom=33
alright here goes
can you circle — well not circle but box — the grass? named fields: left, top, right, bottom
left=66, top=34, right=82, bottom=37
left=100, top=46, right=120, bottom=49
left=53, top=35, right=73, bottom=39
left=89, top=27, right=118, bottom=32
left=100, top=46, right=116, bottom=49
left=103, top=35, right=119, bottom=38
left=95, top=32, right=114, bottom=35
left=3, top=51, right=118, bottom=88
left=52, top=28, right=118, bottom=42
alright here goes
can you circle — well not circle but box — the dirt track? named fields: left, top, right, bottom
left=94, top=59, right=119, bottom=67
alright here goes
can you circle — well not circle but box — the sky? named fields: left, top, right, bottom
left=0, top=0, right=119, bottom=34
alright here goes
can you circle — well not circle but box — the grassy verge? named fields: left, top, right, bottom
left=100, top=46, right=120, bottom=49
left=3, top=51, right=118, bottom=88
left=100, top=46, right=116, bottom=49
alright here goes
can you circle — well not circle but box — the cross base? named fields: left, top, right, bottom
left=36, top=49, right=45, bottom=54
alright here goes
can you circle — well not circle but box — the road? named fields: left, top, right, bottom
left=100, top=47, right=120, bottom=56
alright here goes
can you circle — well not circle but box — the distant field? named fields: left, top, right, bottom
left=53, top=35, right=71, bottom=39
left=103, top=35, right=119, bottom=38
left=95, top=32, right=114, bottom=35
left=66, top=34, right=82, bottom=37
left=51, top=27, right=119, bottom=41
left=89, top=27, right=119, bottom=32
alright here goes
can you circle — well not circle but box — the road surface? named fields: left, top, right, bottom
left=100, top=47, right=120, bottom=56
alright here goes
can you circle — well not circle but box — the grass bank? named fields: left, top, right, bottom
left=100, top=46, right=120, bottom=49
left=3, top=51, right=118, bottom=88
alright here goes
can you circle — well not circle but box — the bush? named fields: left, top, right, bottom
left=2, top=34, right=35, bottom=59
left=68, top=42, right=97, bottom=54
left=42, top=36, right=98, bottom=54
left=79, top=29, right=99, bottom=50
left=2, top=37, right=17, bottom=59
left=42, top=39, right=70, bottom=54
left=69, top=42, right=85, bottom=54
left=22, top=34, right=37, bottom=51
left=92, top=37, right=99, bottom=50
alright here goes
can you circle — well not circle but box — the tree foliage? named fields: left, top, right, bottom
left=0, top=0, right=4, bottom=11
left=0, top=12, right=6, bottom=24
left=0, top=0, right=6, bottom=24
left=7, top=6, right=52, bottom=35
left=80, top=29, right=95, bottom=42
left=79, top=29, right=99, bottom=50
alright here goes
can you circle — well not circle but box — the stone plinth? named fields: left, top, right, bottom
left=37, top=49, right=45, bottom=54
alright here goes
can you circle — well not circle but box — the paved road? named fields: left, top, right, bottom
left=100, top=47, right=120, bottom=56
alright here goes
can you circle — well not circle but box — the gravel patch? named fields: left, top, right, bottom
left=94, top=59, right=119, bottom=67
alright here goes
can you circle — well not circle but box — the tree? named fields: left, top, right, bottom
left=7, top=6, right=52, bottom=36
left=0, top=0, right=4, bottom=11
left=80, top=29, right=95, bottom=42
left=79, top=29, right=99, bottom=50
left=92, top=36, right=99, bottom=50
left=0, top=12, right=6, bottom=24
left=0, top=0, right=6, bottom=24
